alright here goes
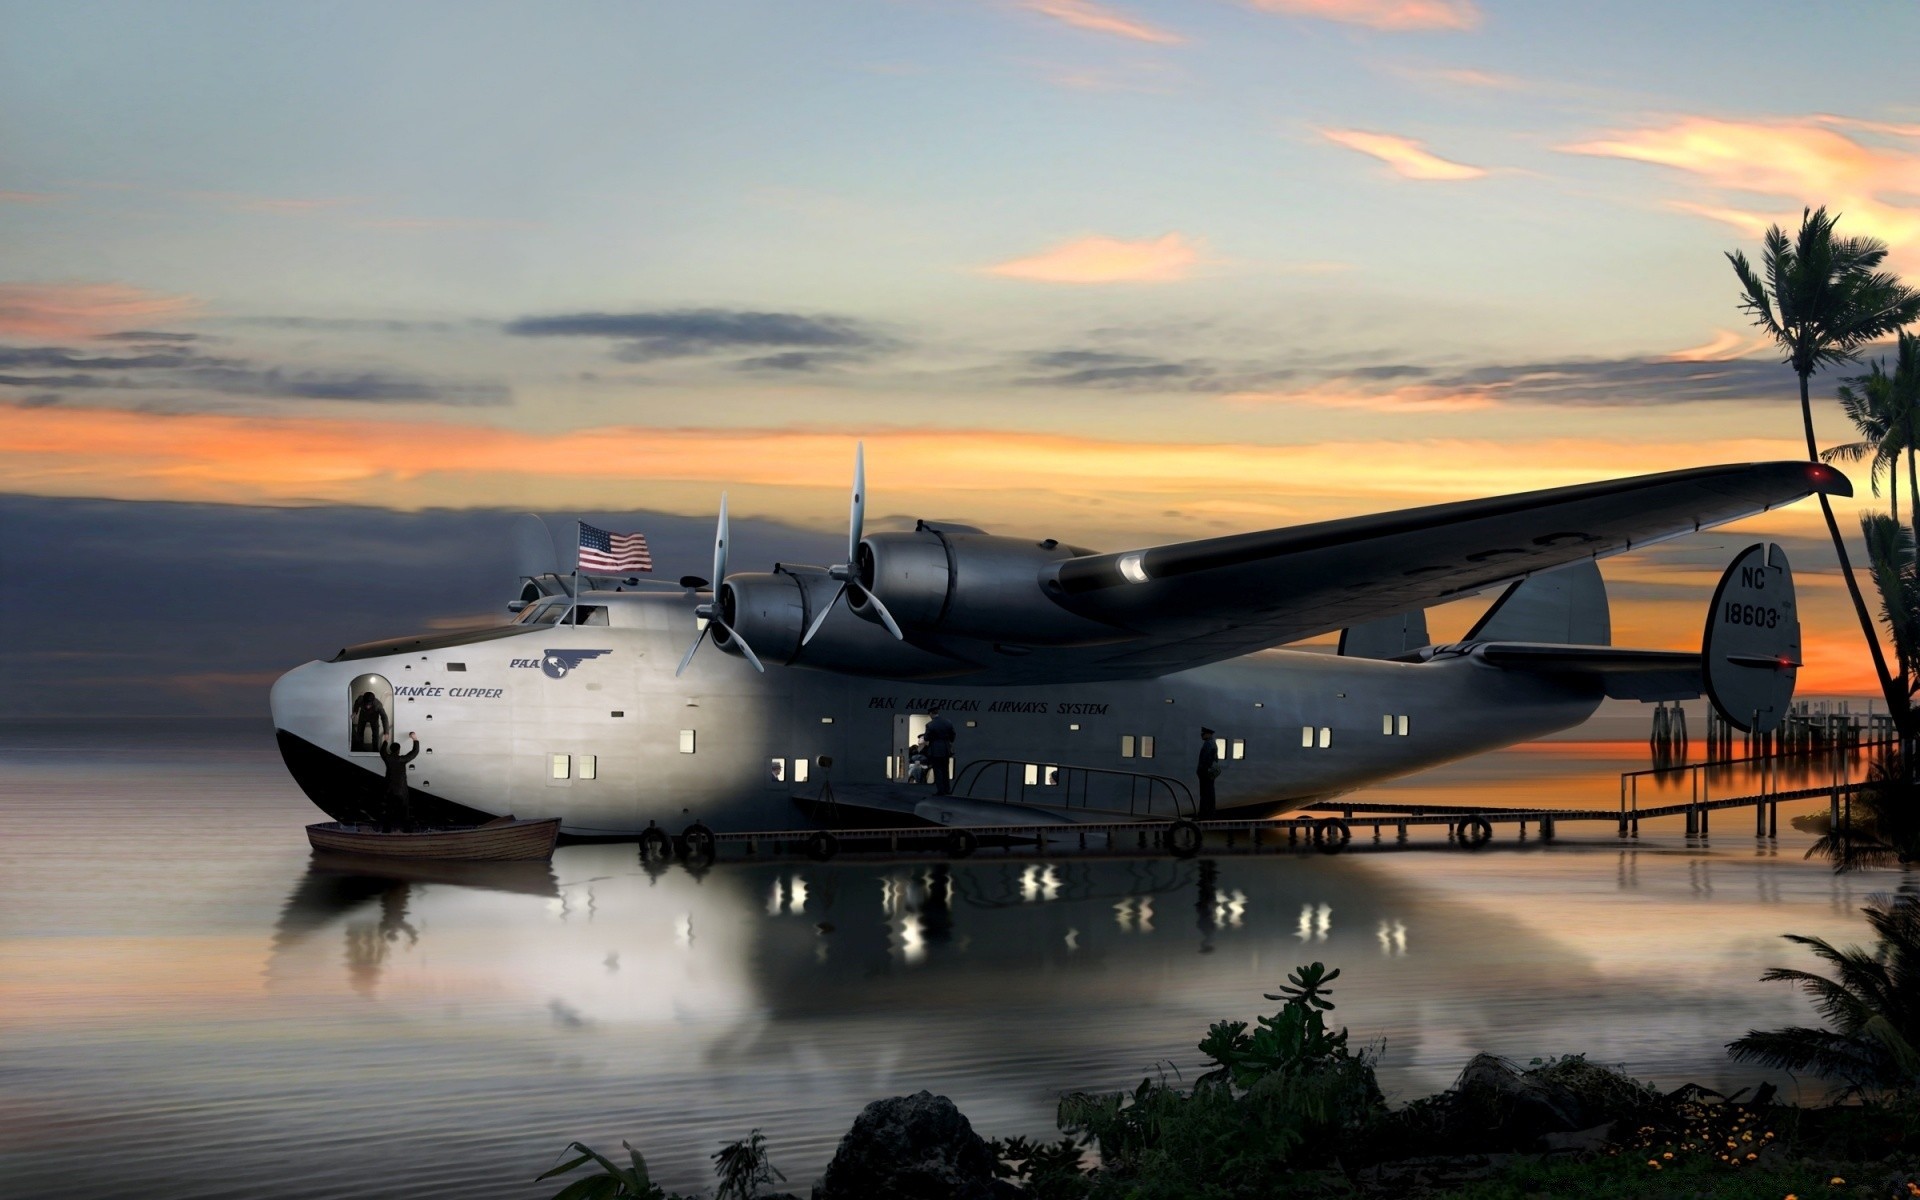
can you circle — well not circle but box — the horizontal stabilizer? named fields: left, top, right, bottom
left=1473, top=642, right=1702, bottom=701
left=1467, top=560, right=1610, bottom=645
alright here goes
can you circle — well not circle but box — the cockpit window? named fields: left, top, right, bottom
left=572, top=605, right=609, bottom=626
left=519, top=601, right=567, bottom=625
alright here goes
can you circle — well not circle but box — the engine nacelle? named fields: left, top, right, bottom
left=856, top=526, right=1124, bottom=646
left=715, top=566, right=976, bottom=679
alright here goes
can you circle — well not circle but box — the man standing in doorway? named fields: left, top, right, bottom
left=925, top=707, right=957, bottom=796
left=1196, top=726, right=1220, bottom=819
left=378, top=732, right=422, bottom=832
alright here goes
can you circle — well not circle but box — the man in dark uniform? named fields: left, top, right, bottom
left=1196, top=726, right=1220, bottom=819
left=377, top=732, right=421, bottom=832
left=352, top=690, right=389, bottom=753
left=924, top=708, right=957, bottom=796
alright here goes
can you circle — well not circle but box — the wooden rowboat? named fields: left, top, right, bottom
left=305, top=815, right=561, bottom=861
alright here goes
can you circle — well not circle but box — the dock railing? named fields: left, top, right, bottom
left=951, top=759, right=1196, bottom=820
left=1619, top=734, right=1894, bottom=837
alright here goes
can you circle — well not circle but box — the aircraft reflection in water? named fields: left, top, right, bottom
left=269, top=452, right=1840, bottom=836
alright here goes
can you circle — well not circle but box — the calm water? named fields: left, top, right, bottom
left=0, top=718, right=1906, bottom=1199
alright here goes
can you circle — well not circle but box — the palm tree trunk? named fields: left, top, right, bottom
left=1908, top=413, right=1918, bottom=548
left=1804, top=373, right=1910, bottom=730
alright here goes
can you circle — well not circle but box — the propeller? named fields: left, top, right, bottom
left=675, top=494, right=765, bottom=677
left=801, top=443, right=906, bottom=646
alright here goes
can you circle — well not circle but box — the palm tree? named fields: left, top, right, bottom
left=1727, top=890, right=1920, bottom=1098
left=1895, top=331, right=1920, bottom=549
left=1824, top=360, right=1904, bottom=529
left=1729, top=207, right=1920, bottom=729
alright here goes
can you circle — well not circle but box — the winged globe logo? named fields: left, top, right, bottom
left=541, top=649, right=612, bottom=679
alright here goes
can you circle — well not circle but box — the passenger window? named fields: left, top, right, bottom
left=1121, top=735, right=1136, bottom=758
left=550, top=753, right=571, bottom=780
left=1140, top=736, right=1155, bottom=759
left=1215, top=737, right=1227, bottom=758
left=1042, top=764, right=1060, bottom=786
left=1231, top=739, right=1245, bottom=760
left=769, top=757, right=787, bottom=783
left=1301, top=726, right=1314, bottom=748
left=1397, top=715, right=1410, bottom=736
left=1382, top=715, right=1394, bottom=735
left=1023, top=763, right=1039, bottom=785
left=678, top=729, right=696, bottom=754
left=793, top=758, right=810, bottom=783
left=1318, top=727, right=1331, bottom=749
left=348, top=674, right=395, bottom=755
left=578, top=754, right=597, bottom=780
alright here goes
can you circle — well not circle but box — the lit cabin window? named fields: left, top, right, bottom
left=1140, top=735, right=1155, bottom=759
left=678, top=729, right=696, bottom=754
left=1301, top=726, right=1314, bottom=748
left=1214, top=737, right=1227, bottom=758
left=1121, top=735, right=1136, bottom=758
left=578, top=754, right=597, bottom=780
left=1024, top=763, right=1039, bottom=785
left=1069, top=723, right=1080, bottom=731
left=550, top=753, right=570, bottom=780
left=1397, top=715, right=1410, bottom=736
left=820, top=716, right=834, bottom=724
left=1382, top=715, right=1393, bottom=735
left=769, top=758, right=787, bottom=783
left=793, top=758, right=810, bottom=783
left=1318, top=727, right=1331, bottom=749
left=1043, top=764, right=1060, bottom=786
left=1230, top=739, right=1244, bottom=760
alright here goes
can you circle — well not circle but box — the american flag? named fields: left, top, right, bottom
left=577, top=522, right=652, bottom=574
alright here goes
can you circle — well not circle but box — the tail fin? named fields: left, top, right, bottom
left=1338, top=609, right=1430, bottom=660
left=1466, top=560, right=1610, bottom=646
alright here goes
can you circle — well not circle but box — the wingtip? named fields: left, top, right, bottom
left=1805, top=461, right=1854, bottom=498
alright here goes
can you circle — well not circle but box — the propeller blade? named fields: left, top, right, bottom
left=674, top=624, right=709, bottom=677
left=512, top=513, right=562, bottom=580
left=849, top=442, right=865, bottom=565
left=800, top=582, right=847, bottom=647
left=856, top=584, right=905, bottom=641
left=719, top=622, right=766, bottom=673
left=712, top=493, right=730, bottom=591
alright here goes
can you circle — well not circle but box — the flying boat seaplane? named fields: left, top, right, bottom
left=270, top=449, right=1843, bottom=838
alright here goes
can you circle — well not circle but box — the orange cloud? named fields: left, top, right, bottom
left=1022, top=0, right=1186, bottom=44
left=984, top=232, right=1201, bottom=283
left=1321, top=128, right=1487, bottom=180
left=1222, top=381, right=1498, bottom=412
left=1563, top=115, right=1920, bottom=260
left=1248, top=0, right=1480, bottom=32
left=0, top=190, right=56, bottom=204
left=1660, top=329, right=1768, bottom=363
left=0, top=403, right=1821, bottom=530
left=0, top=283, right=199, bottom=340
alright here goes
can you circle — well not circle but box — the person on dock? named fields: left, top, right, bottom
left=925, top=708, right=956, bottom=796
left=377, top=733, right=421, bottom=832
left=1196, top=727, right=1220, bottom=818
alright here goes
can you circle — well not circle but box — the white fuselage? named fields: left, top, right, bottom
left=270, top=589, right=1600, bottom=835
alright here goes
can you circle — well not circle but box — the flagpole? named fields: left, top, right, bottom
left=572, top=518, right=582, bottom=623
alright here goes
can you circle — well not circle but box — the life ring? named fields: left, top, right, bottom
left=638, top=827, right=672, bottom=862
left=806, top=829, right=839, bottom=861
left=1459, top=817, right=1493, bottom=848
left=1313, top=818, right=1352, bottom=850
left=1166, top=818, right=1202, bottom=858
left=680, top=822, right=717, bottom=863
left=945, top=828, right=978, bottom=859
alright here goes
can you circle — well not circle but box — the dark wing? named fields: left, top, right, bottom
left=1044, top=461, right=1846, bottom=674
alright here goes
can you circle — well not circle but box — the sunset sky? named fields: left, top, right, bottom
left=6, top=0, right=1920, bottom=709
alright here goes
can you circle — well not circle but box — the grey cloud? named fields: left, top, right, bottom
left=0, top=342, right=508, bottom=406
left=1424, top=356, right=1803, bottom=407
left=733, top=350, right=864, bottom=372
left=223, top=316, right=475, bottom=334
left=97, top=330, right=202, bottom=343
left=505, top=307, right=891, bottom=362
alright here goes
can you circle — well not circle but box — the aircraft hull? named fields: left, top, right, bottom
left=270, top=592, right=1600, bottom=836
